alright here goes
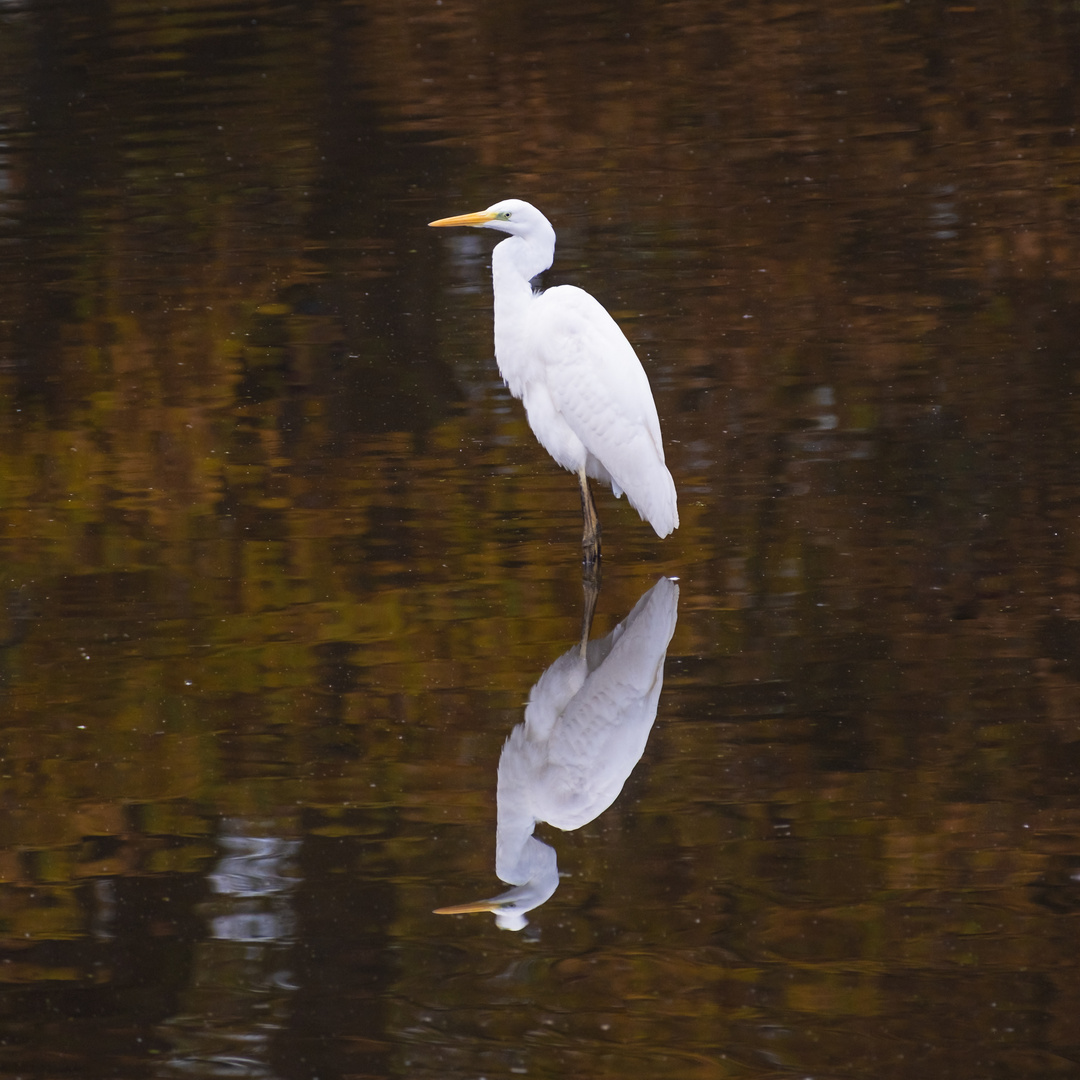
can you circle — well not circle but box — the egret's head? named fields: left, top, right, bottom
left=429, top=198, right=550, bottom=239
left=492, top=904, right=530, bottom=932
left=433, top=875, right=553, bottom=932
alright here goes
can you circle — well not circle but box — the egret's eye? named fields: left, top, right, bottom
left=497, top=210, right=512, bottom=220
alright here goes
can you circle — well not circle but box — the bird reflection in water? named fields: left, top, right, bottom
left=435, top=575, right=679, bottom=930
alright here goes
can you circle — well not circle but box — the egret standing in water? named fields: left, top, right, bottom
left=429, top=200, right=678, bottom=569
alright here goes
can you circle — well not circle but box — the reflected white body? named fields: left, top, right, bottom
left=437, top=576, right=680, bottom=930
left=431, top=199, right=678, bottom=538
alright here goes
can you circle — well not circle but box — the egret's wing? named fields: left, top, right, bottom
left=536, top=577, right=680, bottom=830
left=531, top=285, right=678, bottom=535
left=521, top=649, right=588, bottom=743
left=533, top=285, right=664, bottom=450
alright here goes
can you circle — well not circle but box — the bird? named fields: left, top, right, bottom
left=428, top=199, right=678, bottom=569
left=434, top=576, right=680, bottom=930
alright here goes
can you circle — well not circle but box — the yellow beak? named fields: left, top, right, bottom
left=432, top=899, right=502, bottom=915
left=428, top=209, right=498, bottom=228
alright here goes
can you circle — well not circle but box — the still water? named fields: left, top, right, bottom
left=2, top=1, right=1080, bottom=1077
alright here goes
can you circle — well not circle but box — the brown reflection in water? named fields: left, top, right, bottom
left=0, top=0, right=1078, bottom=1079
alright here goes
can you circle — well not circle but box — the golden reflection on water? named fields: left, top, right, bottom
left=1, top=0, right=1080, bottom=1078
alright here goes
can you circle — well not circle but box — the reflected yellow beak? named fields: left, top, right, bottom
left=428, top=209, right=498, bottom=228
left=433, top=899, right=501, bottom=915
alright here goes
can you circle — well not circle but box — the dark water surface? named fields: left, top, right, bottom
left=2, top=1, right=1080, bottom=1077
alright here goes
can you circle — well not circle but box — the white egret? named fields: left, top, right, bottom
left=434, top=576, right=680, bottom=930
left=429, top=199, right=678, bottom=568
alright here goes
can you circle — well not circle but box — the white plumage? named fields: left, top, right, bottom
left=434, top=576, right=680, bottom=930
left=430, top=199, right=678, bottom=563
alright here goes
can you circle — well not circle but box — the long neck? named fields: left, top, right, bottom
left=492, top=222, right=554, bottom=280
left=491, top=229, right=555, bottom=390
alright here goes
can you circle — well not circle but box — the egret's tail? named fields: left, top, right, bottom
left=628, top=462, right=678, bottom=538
left=587, top=449, right=678, bottom=539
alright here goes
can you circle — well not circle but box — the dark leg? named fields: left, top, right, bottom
left=579, top=571, right=600, bottom=658
left=578, top=466, right=602, bottom=574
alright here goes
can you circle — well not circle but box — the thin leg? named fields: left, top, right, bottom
left=577, top=465, right=602, bottom=574
left=579, top=572, right=600, bottom=658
